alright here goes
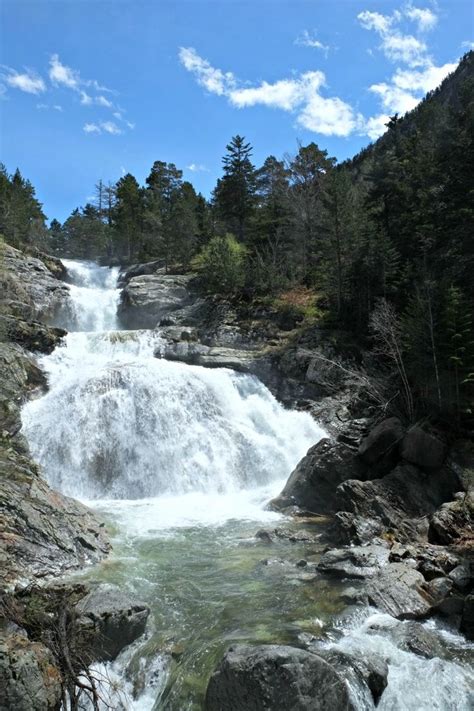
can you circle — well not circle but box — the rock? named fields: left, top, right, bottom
left=401, top=427, right=447, bottom=470
left=448, top=563, right=472, bottom=591
left=425, top=576, right=454, bottom=603
left=271, top=438, right=365, bottom=514
left=118, top=272, right=194, bottom=329
left=0, top=343, right=46, bottom=436
left=0, top=446, right=110, bottom=585
left=332, top=512, right=385, bottom=545
left=366, top=619, right=446, bottom=659
left=0, top=315, right=65, bottom=355
left=358, top=417, right=404, bottom=466
left=204, top=644, right=353, bottom=711
left=118, top=259, right=165, bottom=286
left=444, top=439, right=474, bottom=493
left=0, top=243, right=70, bottom=323
left=160, top=341, right=260, bottom=373
left=365, top=562, right=434, bottom=619
left=75, top=584, right=149, bottom=661
left=318, top=650, right=388, bottom=705
left=460, top=594, right=474, bottom=640
left=336, top=462, right=461, bottom=542
left=0, top=633, right=62, bottom=710
left=428, top=494, right=474, bottom=544
left=318, top=545, right=389, bottom=579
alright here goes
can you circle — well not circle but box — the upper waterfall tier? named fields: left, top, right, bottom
left=62, top=259, right=120, bottom=332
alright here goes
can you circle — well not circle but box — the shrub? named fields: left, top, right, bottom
left=194, top=234, right=247, bottom=295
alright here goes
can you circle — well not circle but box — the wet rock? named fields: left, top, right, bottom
left=0, top=343, right=46, bottom=436
left=365, top=562, right=434, bottom=619
left=401, top=427, right=447, bottom=470
left=318, top=649, right=388, bottom=705
left=318, top=545, right=389, bottom=579
left=332, top=512, right=385, bottom=545
left=366, top=619, right=446, bottom=659
left=118, top=272, right=194, bottom=329
left=160, top=341, right=260, bottom=373
left=428, top=494, right=474, bottom=544
left=0, top=446, right=110, bottom=585
left=358, top=417, right=404, bottom=467
left=76, top=584, right=149, bottom=661
left=204, top=644, right=354, bottom=711
left=271, top=438, right=365, bottom=515
left=460, top=594, right=474, bottom=640
left=0, top=633, right=62, bottom=711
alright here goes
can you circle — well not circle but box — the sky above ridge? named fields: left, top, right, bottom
left=1, top=0, right=473, bottom=221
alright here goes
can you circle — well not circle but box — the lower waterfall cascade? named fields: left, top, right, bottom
left=21, top=260, right=474, bottom=711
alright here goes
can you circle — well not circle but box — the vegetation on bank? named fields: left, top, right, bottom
left=0, top=52, right=473, bottom=427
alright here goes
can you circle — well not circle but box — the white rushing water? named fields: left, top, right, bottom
left=23, top=259, right=323, bottom=509
left=20, top=260, right=474, bottom=710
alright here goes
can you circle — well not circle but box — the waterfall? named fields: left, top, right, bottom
left=22, top=261, right=324, bottom=504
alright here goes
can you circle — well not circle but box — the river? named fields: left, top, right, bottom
left=21, top=261, right=474, bottom=710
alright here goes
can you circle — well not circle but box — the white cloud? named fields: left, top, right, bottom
left=179, top=47, right=235, bottom=95
left=83, top=122, right=100, bottom=133
left=405, top=6, right=437, bottom=32
left=392, top=62, right=457, bottom=92
left=365, top=113, right=391, bottom=140
left=461, top=40, right=474, bottom=49
left=49, top=54, right=79, bottom=88
left=80, top=90, right=92, bottom=105
left=295, top=30, right=330, bottom=55
left=53, top=105, right=63, bottom=112
left=357, top=6, right=437, bottom=67
left=96, top=95, right=113, bottom=108
left=101, top=121, right=122, bottom=135
left=36, top=103, right=48, bottom=109
left=369, top=82, right=419, bottom=114
left=187, top=163, right=209, bottom=172
left=126, top=121, right=135, bottom=129
left=180, top=48, right=359, bottom=137
left=4, top=69, right=45, bottom=94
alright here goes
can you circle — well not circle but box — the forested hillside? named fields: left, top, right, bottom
left=1, top=51, right=473, bottom=426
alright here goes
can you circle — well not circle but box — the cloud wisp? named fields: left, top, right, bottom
left=179, top=47, right=363, bottom=137
left=2, top=67, right=46, bottom=94
left=295, top=30, right=330, bottom=56
left=83, top=120, right=123, bottom=135
left=359, top=5, right=457, bottom=138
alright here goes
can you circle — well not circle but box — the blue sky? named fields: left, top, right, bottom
left=1, top=0, right=473, bottom=222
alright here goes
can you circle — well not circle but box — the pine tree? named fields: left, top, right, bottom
left=214, top=135, right=257, bottom=241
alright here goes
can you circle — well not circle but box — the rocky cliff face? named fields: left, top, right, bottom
left=0, top=244, right=110, bottom=586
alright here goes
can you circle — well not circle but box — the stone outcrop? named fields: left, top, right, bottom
left=75, top=584, right=150, bottom=661
left=205, top=644, right=353, bottom=711
left=118, top=272, right=194, bottom=329
left=0, top=632, right=62, bottom=711
left=0, top=446, right=110, bottom=585
left=401, top=426, right=447, bottom=470
left=317, top=544, right=390, bottom=579
left=428, top=493, right=474, bottom=545
left=0, top=243, right=69, bottom=323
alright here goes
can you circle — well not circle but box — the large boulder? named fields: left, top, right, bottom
left=401, top=427, right=447, bottom=470
left=317, top=544, right=389, bottom=579
left=0, top=343, right=46, bottom=436
left=0, top=316, right=65, bottom=355
left=118, top=272, right=194, bottom=329
left=317, top=650, right=388, bottom=705
left=428, top=493, right=474, bottom=545
left=118, top=259, right=165, bottom=286
left=0, top=244, right=69, bottom=323
left=0, top=446, right=110, bottom=585
left=358, top=417, right=404, bottom=469
left=204, top=644, right=353, bottom=711
left=75, top=584, right=149, bottom=661
left=0, top=632, right=62, bottom=711
left=336, top=462, right=461, bottom=542
left=271, top=438, right=365, bottom=514
left=365, top=562, right=435, bottom=619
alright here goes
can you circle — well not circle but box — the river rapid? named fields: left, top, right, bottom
left=21, top=261, right=474, bottom=710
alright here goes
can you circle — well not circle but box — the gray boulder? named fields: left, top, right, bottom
left=366, top=619, right=447, bottom=658
left=76, top=584, right=149, bottom=661
left=460, top=594, right=474, bottom=640
left=428, top=493, right=474, bottom=544
left=365, top=562, right=434, bottom=619
left=318, top=650, right=388, bottom=705
left=204, top=644, right=353, bottom=711
left=358, top=417, right=404, bottom=468
left=318, top=544, right=389, bottom=579
left=0, top=633, right=62, bottom=711
left=118, top=272, right=194, bottom=329
left=401, top=427, right=446, bottom=470
left=271, top=438, right=365, bottom=514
